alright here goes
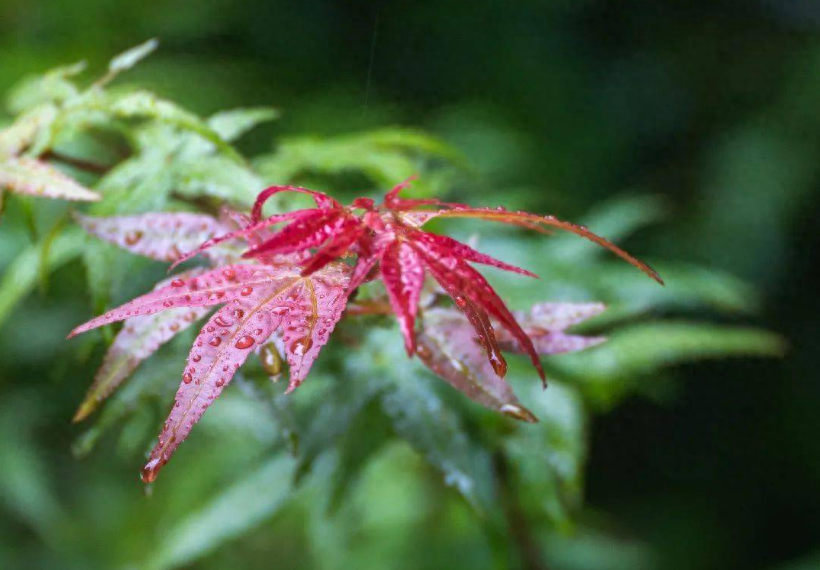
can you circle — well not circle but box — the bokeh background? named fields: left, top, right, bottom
left=1, top=1, right=819, bottom=569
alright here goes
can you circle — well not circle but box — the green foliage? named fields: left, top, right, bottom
left=0, top=42, right=786, bottom=570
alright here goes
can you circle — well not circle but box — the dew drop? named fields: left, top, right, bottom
left=214, top=315, right=233, bottom=327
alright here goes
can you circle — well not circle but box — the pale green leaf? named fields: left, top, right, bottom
left=105, top=91, right=243, bottom=162
left=174, top=155, right=264, bottom=206
left=0, top=104, right=58, bottom=158
left=0, top=228, right=84, bottom=329
left=208, top=107, right=279, bottom=142
left=107, top=39, right=159, bottom=76
left=143, top=455, right=296, bottom=570
left=0, top=157, right=100, bottom=201
left=6, top=61, right=85, bottom=114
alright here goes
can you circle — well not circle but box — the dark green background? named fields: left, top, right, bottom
left=1, top=1, right=818, bottom=569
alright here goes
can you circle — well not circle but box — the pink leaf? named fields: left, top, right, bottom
left=417, top=308, right=536, bottom=422
left=408, top=230, right=538, bottom=278
left=170, top=209, right=312, bottom=269
left=140, top=287, right=284, bottom=483
left=251, top=185, right=339, bottom=223
left=499, top=302, right=607, bottom=355
left=279, top=263, right=350, bottom=392
left=380, top=240, right=425, bottom=354
left=243, top=210, right=348, bottom=259
left=139, top=264, right=349, bottom=481
left=75, top=212, right=229, bottom=262
left=73, top=269, right=210, bottom=422
left=430, top=207, right=664, bottom=285
left=68, top=264, right=279, bottom=337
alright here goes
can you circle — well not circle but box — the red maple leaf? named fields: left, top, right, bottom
left=182, top=178, right=661, bottom=384
left=70, top=178, right=661, bottom=482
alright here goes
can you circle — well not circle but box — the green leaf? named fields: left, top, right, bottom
left=143, top=454, right=296, bottom=570
left=326, top=399, right=392, bottom=513
left=0, top=157, right=100, bottom=201
left=104, top=91, right=243, bottom=162
left=550, top=321, right=786, bottom=405
left=174, top=155, right=264, bottom=206
left=208, top=107, right=279, bottom=142
left=346, top=328, right=497, bottom=513
left=107, top=38, right=158, bottom=77
left=255, top=127, right=463, bottom=191
left=6, top=62, right=85, bottom=114
left=0, top=228, right=84, bottom=329
left=380, top=375, right=497, bottom=513
left=506, top=379, right=586, bottom=530
left=294, top=375, right=382, bottom=482
left=0, top=104, right=59, bottom=158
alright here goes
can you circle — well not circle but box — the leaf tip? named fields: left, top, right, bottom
left=140, top=458, right=162, bottom=484
left=500, top=404, right=539, bottom=423
left=72, top=399, right=96, bottom=423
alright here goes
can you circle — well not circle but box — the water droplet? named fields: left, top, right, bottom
left=183, top=372, right=193, bottom=383
left=214, top=315, right=233, bottom=327
left=240, top=286, right=254, bottom=296
left=209, top=336, right=222, bottom=347
left=171, top=278, right=185, bottom=288
left=235, top=335, right=254, bottom=349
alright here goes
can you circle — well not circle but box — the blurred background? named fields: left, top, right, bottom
left=1, top=1, right=819, bottom=569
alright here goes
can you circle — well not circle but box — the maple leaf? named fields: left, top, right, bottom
left=184, top=179, right=660, bottom=387
left=0, top=156, right=101, bottom=201
left=416, top=303, right=605, bottom=421
left=69, top=178, right=658, bottom=482
left=70, top=255, right=349, bottom=480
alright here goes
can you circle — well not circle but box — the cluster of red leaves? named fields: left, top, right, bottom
left=70, top=179, right=661, bottom=482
